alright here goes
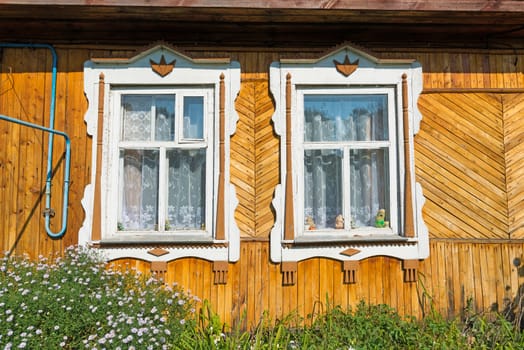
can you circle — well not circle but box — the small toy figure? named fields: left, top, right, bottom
left=306, top=216, right=316, bottom=230
left=375, top=209, right=386, bottom=228
left=335, top=214, right=344, bottom=229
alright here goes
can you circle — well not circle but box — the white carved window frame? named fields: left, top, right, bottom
left=79, top=45, right=241, bottom=263
left=269, top=44, right=429, bottom=264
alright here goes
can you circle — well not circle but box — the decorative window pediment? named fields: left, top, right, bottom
left=79, top=44, right=241, bottom=263
left=269, top=43, right=429, bottom=265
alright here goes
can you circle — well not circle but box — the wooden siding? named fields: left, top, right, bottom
left=416, top=93, right=508, bottom=240
left=504, top=94, right=524, bottom=239
left=231, top=73, right=279, bottom=238
left=109, top=241, right=524, bottom=327
left=2, top=47, right=524, bottom=327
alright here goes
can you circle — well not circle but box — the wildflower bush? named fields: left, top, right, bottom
left=0, top=246, right=196, bottom=349
left=2, top=246, right=524, bottom=349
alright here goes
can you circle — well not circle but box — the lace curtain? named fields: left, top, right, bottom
left=303, top=94, right=389, bottom=230
left=118, top=94, right=206, bottom=231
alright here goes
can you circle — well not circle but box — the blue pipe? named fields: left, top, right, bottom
left=0, top=115, right=70, bottom=238
left=0, top=43, right=69, bottom=238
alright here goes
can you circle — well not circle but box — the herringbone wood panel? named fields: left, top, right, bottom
left=231, top=76, right=278, bottom=238
left=503, top=93, right=524, bottom=238
left=416, top=93, right=509, bottom=239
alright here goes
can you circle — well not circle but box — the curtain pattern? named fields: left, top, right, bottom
left=120, top=149, right=159, bottom=230
left=303, top=94, right=389, bottom=230
left=167, top=149, right=206, bottom=230
left=118, top=94, right=206, bottom=232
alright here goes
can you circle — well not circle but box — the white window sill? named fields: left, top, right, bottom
left=292, top=234, right=411, bottom=245
left=98, top=233, right=215, bottom=245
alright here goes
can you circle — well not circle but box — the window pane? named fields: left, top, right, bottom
left=350, top=148, right=389, bottom=228
left=119, top=149, right=159, bottom=231
left=304, top=149, right=343, bottom=230
left=122, top=95, right=152, bottom=141
left=183, top=96, right=204, bottom=139
left=167, top=149, right=206, bottom=230
left=155, top=96, right=175, bottom=141
left=304, top=94, right=388, bottom=142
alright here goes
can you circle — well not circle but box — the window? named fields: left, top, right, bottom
left=112, top=89, right=213, bottom=236
left=80, top=45, right=241, bottom=263
left=269, top=44, right=429, bottom=263
left=298, top=88, right=398, bottom=237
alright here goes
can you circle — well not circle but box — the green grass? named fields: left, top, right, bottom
left=1, top=246, right=523, bottom=349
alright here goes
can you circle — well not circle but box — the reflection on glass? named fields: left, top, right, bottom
left=350, top=148, right=389, bottom=227
left=304, top=94, right=388, bottom=142
left=167, top=149, right=206, bottom=230
left=119, top=149, right=159, bottom=231
left=304, top=149, right=343, bottom=230
left=183, top=96, right=204, bottom=139
left=155, top=96, right=175, bottom=141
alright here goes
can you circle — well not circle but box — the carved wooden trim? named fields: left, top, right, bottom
left=333, top=55, right=359, bottom=77
left=402, top=73, right=415, bottom=238
left=150, top=261, right=167, bottom=281
left=92, top=73, right=105, bottom=242
left=213, top=260, right=228, bottom=284
left=402, top=259, right=419, bottom=283
left=342, top=260, right=359, bottom=284
left=284, top=73, right=295, bottom=241
left=340, top=248, right=361, bottom=257
left=150, top=54, right=176, bottom=77
left=281, top=261, right=297, bottom=285
left=148, top=248, right=169, bottom=257
left=96, top=241, right=228, bottom=249
left=215, top=73, right=226, bottom=241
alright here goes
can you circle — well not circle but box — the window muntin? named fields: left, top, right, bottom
left=297, top=87, right=398, bottom=237
left=113, top=88, right=213, bottom=235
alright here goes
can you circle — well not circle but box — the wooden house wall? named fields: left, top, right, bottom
left=1, top=46, right=524, bottom=327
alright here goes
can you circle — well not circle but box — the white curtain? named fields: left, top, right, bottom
left=120, top=149, right=159, bottom=231
left=118, top=94, right=207, bottom=232
left=303, top=95, right=389, bottom=230
left=167, top=149, right=206, bottom=230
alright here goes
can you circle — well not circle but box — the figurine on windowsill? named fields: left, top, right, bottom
left=306, top=216, right=316, bottom=230
left=375, top=209, right=387, bottom=228
left=335, top=214, right=344, bottom=229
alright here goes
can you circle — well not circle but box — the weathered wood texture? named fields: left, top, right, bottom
left=1, top=47, right=524, bottom=326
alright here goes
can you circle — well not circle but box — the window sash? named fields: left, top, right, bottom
left=296, top=87, right=398, bottom=237
left=109, top=88, right=214, bottom=236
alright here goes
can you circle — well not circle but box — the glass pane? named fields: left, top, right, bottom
left=304, top=94, right=388, bottom=142
left=166, top=149, right=206, bottom=230
left=304, top=149, right=343, bottom=230
left=183, top=96, right=204, bottom=139
left=155, top=95, right=175, bottom=141
left=350, top=148, right=389, bottom=228
left=122, top=95, right=152, bottom=141
left=119, top=149, right=159, bottom=231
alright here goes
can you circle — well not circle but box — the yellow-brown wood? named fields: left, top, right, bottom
left=416, top=93, right=508, bottom=240
left=503, top=94, right=524, bottom=238
left=402, top=74, right=415, bottom=238
left=215, top=73, right=226, bottom=240
left=2, top=46, right=524, bottom=328
left=91, top=73, right=104, bottom=242
left=231, top=73, right=278, bottom=239
left=284, top=73, right=294, bottom=240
